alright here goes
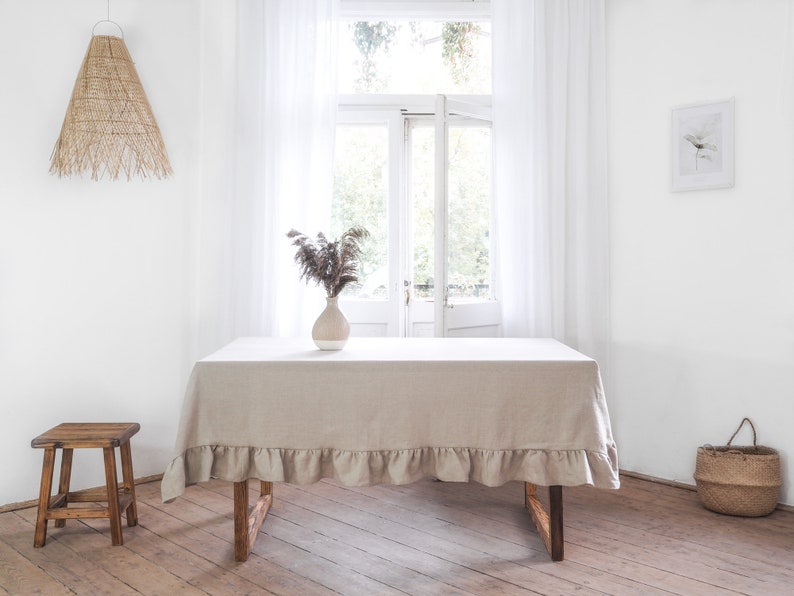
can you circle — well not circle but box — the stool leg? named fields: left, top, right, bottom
left=119, top=441, right=138, bottom=527
left=103, top=447, right=123, bottom=546
left=54, top=448, right=74, bottom=528
left=34, top=447, right=56, bottom=547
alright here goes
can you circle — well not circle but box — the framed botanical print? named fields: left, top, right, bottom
left=672, top=98, right=734, bottom=192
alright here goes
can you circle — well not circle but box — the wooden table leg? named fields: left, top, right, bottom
left=233, top=480, right=273, bottom=562
left=525, top=482, right=564, bottom=561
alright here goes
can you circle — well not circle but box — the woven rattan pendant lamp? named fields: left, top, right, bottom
left=50, top=16, right=171, bottom=181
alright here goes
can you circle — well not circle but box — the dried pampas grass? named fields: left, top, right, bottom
left=287, top=227, right=370, bottom=298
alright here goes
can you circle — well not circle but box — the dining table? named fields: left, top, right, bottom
left=161, top=336, right=620, bottom=562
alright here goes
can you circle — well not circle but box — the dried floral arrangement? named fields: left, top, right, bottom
left=287, top=227, right=370, bottom=298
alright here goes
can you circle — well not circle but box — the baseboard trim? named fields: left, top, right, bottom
left=0, top=473, right=163, bottom=514
left=619, top=469, right=697, bottom=491
left=2, top=471, right=790, bottom=514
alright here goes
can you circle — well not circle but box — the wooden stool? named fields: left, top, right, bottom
left=31, top=422, right=140, bottom=547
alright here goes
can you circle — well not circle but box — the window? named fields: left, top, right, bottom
left=338, top=21, right=491, bottom=94
left=332, top=3, right=497, bottom=337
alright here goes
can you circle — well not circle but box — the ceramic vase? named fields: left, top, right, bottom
left=312, top=296, right=350, bottom=350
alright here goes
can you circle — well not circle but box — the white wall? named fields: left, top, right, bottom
left=0, top=0, right=199, bottom=506
left=3, top=0, right=792, bottom=510
left=607, top=0, right=794, bottom=505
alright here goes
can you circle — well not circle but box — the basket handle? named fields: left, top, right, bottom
left=726, top=417, right=757, bottom=447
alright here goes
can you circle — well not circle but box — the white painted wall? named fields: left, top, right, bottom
left=2, top=0, right=792, bottom=510
left=606, top=0, right=794, bottom=505
left=0, top=0, right=199, bottom=506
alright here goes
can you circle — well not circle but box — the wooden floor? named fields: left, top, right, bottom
left=1, top=475, right=792, bottom=595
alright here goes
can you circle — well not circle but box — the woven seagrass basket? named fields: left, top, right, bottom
left=694, top=418, right=782, bottom=517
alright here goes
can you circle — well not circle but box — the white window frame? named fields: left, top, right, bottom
left=339, top=0, right=491, bottom=21
left=335, top=3, right=498, bottom=337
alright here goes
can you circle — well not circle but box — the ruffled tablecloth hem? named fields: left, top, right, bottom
left=161, top=444, right=620, bottom=502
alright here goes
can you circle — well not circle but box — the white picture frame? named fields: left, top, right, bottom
left=671, top=98, right=734, bottom=192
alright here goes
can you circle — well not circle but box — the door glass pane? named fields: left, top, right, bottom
left=447, top=125, right=492, bottom=302
left=332, top=124, right=388, bottom=299
left=409, top=125, right=435, bottom=301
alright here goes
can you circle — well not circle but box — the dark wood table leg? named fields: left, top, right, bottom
left=525, top=482, right=564, bottom=561
left=233, top=480, right=273, bottom=562
left=548, top=485, right=564, bottom=561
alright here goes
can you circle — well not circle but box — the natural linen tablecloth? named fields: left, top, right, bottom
left=161, top=337, right=619, bottom=502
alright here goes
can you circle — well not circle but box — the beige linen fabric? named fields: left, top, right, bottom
left=161, top=337, right=619, bottom=502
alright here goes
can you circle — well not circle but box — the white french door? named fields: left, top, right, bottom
left=334, top=96, right=499, bottom=337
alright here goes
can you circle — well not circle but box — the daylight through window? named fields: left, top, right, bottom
left=332, top=12, right=494, bottom=337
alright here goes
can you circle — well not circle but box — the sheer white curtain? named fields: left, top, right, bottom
left=195, top=0, right=338, bottom=357
left=492, top=0, right=609, bottom=365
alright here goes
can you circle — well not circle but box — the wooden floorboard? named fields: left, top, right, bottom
left=1, top=475, right=791, bottom=595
